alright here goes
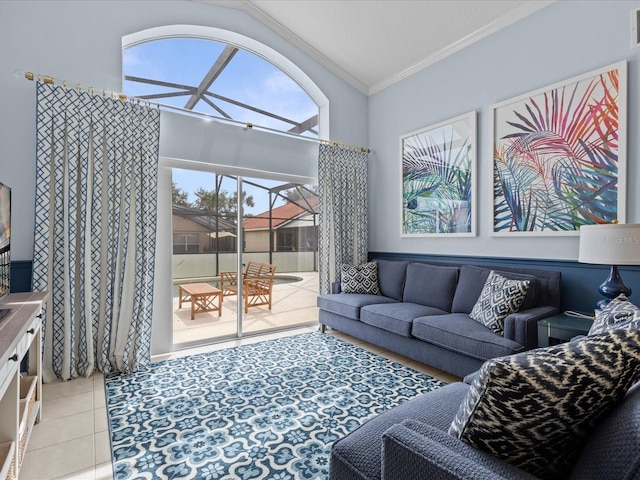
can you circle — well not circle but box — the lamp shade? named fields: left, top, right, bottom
left=578, top=223, right=640, bottom=265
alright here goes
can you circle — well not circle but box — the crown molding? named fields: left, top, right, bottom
left=195, top=0, right=369, bottom=95
left=368, top=1, right=554, bottom=95
left=194, top=0, right=554, bottom=97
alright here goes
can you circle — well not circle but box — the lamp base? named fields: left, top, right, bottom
left=596, top=265, right=632, bottom=309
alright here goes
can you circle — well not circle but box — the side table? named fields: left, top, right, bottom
left=537, top=313, right=593, bottom=347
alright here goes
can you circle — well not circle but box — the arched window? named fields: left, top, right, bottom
left=122, top=26, right=326, bottom=138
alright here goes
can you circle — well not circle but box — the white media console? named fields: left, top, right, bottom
left=0, top=292, right=48, bottom=480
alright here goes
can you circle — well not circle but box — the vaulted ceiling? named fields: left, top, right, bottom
left=200, top=0, right=553, bottom=95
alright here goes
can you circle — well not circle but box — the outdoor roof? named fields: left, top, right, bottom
left=172, top=204, right=237, bottom=231
left=243, top=198, right=318, bottom=231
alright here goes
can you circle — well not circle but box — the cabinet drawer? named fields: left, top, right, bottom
left=0, top=348, right=18, bottom=400
left=16, top=317, right=40, bottom=360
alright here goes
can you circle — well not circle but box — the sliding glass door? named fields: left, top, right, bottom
left=171, top=167, right=318, bottom=348
left=171, top=170, right=239, bottom=345
left=240, top=178, right=319, bottom=336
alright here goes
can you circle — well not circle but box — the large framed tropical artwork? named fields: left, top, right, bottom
left=492, top=61, right=627, bottom=235
left=401, top=112, right=476, bottom=237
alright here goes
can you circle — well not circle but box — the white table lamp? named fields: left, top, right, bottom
left=578, top=223, right=640, bottom=309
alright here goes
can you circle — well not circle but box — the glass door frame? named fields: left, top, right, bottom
left=168, top=163, right=319, bottom=351
left=235, top=175, right=244, bottom=338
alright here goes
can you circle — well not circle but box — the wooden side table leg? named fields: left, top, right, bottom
left=218, top=292, right=222, bottom=316
left=178, top=287, right=183, bottom=309
left=191, top=294, right=196, bottom=320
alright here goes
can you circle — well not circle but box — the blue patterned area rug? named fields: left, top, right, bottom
left=104, top=332, right=445, bottom=480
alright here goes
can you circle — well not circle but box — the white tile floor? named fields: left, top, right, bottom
left=19, top=326, right=460, bottom=480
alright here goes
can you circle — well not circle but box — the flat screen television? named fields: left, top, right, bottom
left=0, top=183, right=11, bottom=321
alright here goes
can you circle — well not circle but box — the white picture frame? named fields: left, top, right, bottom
left=400, top=112, right=477, bottom=237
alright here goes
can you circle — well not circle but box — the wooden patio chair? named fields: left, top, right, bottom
left=220, top=261, right=277, bottom=313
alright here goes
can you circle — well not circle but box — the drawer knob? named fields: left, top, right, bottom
left=8, top=354, right=18, bottom=362
left=27, top=328, right=35, bottom=334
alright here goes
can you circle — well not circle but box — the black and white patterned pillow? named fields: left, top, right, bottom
left=340, top=262, right=381, bottom=295
left=469, top=270, right=530, bottom=335
left=589, top=294, right=639, bottom=335
left=449, top=326, right=640, bottom=479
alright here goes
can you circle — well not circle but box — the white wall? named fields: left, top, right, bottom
left=0, top=0, right=367, bottom=354
left=368, top=0, right=640, bottom=260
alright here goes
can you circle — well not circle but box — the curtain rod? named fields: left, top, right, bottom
left=22, top=71, right=371, bottom=154
left=23, top=71, right=156, bottom=106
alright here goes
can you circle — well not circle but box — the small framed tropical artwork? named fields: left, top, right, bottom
left=401, top=112, right=476, bottom=236
left=492, top=61, right=627, bottom=235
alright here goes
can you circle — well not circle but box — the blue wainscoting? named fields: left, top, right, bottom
left=13, top=255, right=640, bottom=313
left=11, top=260, right=34, bottom=293
left=369, top=252, right=640, bottom=314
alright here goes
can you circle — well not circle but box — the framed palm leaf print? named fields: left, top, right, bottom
left=401, top=112, right=476, bottom=236
left=492, top=61, right=627, bottom=235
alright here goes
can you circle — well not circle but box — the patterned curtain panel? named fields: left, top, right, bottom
left=32, top=81, right=160, bottom=381
left=318, top=143, right=369, bottom=295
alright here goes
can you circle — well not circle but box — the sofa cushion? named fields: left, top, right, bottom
left=361, top=302, right=448, bottom=337
left=412, top=313, right=523, bottom=361
left=341, top=261, right=381, bottom=295
left=469, top=271, right=530, bottom=335
left=330, top=382, right=470, bottom=480
left=451, top=265, right=537, bottom=314
left=403, top=263, right=459, bottom=311
left=570, top=380, right=640, bottom=480
left=383, top=420, right=540, bottom=480
left=377, top=259, right=409, bottom=301
left=316, top=293, right=397, bottom=321
left=589, top=294, right=639, bottom=335
left=448, top=327, right=640, bottom=479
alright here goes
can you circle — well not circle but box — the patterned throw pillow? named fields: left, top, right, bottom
left=469, top=271, right=530, bottom=335
left=340, top=262, right=381, bottom=295
left=589, top=294, right=640, bottom=335
left=449, top=326, right=640, bottom=479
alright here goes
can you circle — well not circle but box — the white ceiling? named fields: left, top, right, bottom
left=202, top=0, right=553, bottom=95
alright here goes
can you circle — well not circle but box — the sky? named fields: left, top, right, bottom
left=122, top=37, right=317, bottom=214
left=122, top=38, right=317, bottom=133
left=172, top=169, right=299, bottom=216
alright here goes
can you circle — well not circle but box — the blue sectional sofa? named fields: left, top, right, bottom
left=330, top=374, right=640, bottom=480
left=317, top=259, right=561, bottom=377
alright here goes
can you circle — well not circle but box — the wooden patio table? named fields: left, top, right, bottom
left=178, top=283, right=223, bottom=319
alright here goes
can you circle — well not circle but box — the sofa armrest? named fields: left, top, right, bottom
left=503, top=305, right=559, bottom=350
left=331, top=281, right=342, bottom=294
left=382, top=420, right=538, bottom=480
